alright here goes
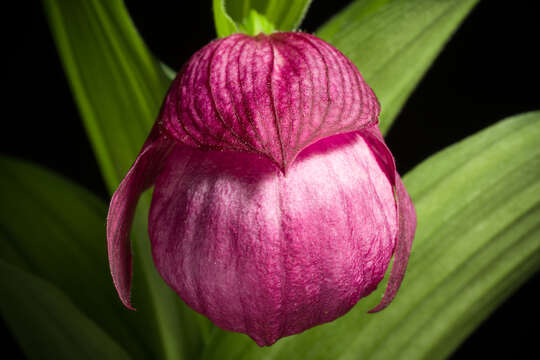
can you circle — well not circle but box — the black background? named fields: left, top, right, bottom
left=3, top=0, right=539, bottom=358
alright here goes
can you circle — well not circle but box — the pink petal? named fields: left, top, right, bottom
left=148, top=131, right=397, bottom=345
left=161, top=32, right=380, bottom=172
left=106, top=126, right=174, bottom=310
left=368, top=176, right=416, bottom=313
left=362, top=127, right=417, bottom=313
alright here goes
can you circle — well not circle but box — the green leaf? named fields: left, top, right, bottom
left=317, top=0, right=479, bottom=134
left=200, top=112, right=540, bottom=359
left=0, top=157, right=212, bottom=359
left=0, top=260, right=131, bottom=360
left=259, top=0, right=312, bottom=31
left=0, top=156, right=150, bottom=359
left=213, top=0, right=311, bottom=37
left=213, top=0, right=239, bottom=38
left=43, top=1, right=210, bottom=359
left=239, top=9, right=276, bottom=36
left=43, top=0, right=170, bottom=189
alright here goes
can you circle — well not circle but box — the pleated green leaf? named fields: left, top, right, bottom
left=0, top=157, right=211, bottom=359
left=213, top=0, right=239, bottom=37
left=199, top=112, right=540, bottom=359
left=317, top=0, right=479, bottom=134
left=42, top=2, right=210, bottom=359
left=43, top=0, right=169, bottom=189
left=0, top=260, right=131, bottom=360
left=0, top=156, right=146, bottom=358
left=213, top=0, right=311, bottom=37
left=251, top=0, right=312, bottom=31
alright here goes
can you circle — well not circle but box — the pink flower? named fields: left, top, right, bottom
left=107, top=32, right=416, bottom=346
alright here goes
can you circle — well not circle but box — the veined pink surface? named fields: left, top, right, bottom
left=107, top=32, right=416, bottom=346
left=160, top=33, right=379, bottom=172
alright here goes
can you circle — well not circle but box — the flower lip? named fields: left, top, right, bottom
left=159, top=32, right=380, bottom=173
left=148, top=130, right=399, bottom=346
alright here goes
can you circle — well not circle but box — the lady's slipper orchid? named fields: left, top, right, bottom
left=107, top=32, right=416, bottom=346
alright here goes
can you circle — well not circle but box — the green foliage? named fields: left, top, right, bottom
left=43, top=0, right=170, bottom=190
left=42, top=1, right=209, bottom=359
left=0, top=260, right=131, bottom=360
left=239, top=9, right=276, bottom=35
left=213, top=0, right=311, bottom=36
left=0, top=155, right=212, bottom=360
left=255, top=0, right=312, bottom=31
left=0, top=157, right=142, bottom=359
left=317, top=0, right=479, bottom=134
left=213, top=0, right=239, bottom=37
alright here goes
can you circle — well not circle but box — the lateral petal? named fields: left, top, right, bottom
left=369, top=176, right=416, bottom=313
left=362, top=126, right=417, bottom=313
left=106, top=126, right=174, bottom=310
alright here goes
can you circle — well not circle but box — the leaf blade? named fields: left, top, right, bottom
left=316, top=0, right=479, bottom=134
left=213, top=0, right=311, bottom=37
left=213, top=0, right=239, bottom=37
left=0, top=156, right=152, bottom=359
left=43, top=0, right=170, bottom=189
left=42, top=1, right=212, bottom=358
left=0, top=260, right=132, bottom=360
left=263, top=0, right=312, bottom=31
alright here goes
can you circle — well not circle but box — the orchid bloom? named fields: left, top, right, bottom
left=107, top=32, right=416, bottom=346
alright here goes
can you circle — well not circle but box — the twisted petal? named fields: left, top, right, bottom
left=161, top=32, right=380, bottom=172
left=362, top=127, right=417, bottom=313
left=106, top=126, right=174, bottom=309
left=368, top=176, right=416, bottom=312
left=148, top=131, right=398, bottom=345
